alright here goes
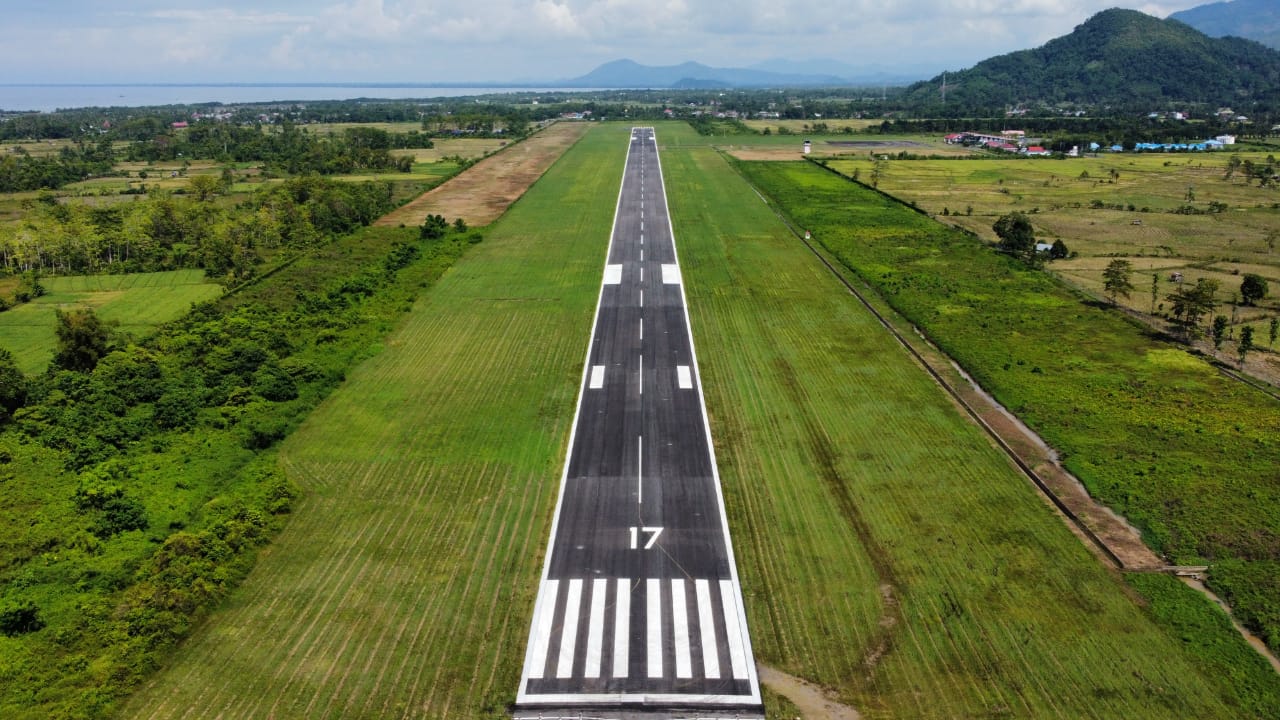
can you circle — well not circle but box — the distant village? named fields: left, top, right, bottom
left=945, top=129, right=1238, bottom=156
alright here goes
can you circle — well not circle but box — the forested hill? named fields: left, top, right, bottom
left=903, top=8, right=1280, bottom=112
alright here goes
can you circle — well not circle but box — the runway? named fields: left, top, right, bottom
left=515, top=127, right=762, bottom=716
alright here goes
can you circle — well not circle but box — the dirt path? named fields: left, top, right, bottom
left=376, top=121, right=590, bottom=229
left=759, top=665, right=862, bottom=720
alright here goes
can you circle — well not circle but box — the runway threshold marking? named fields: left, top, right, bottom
left=677, top=365, right=693, bottom=389
left=603, top=264, right=622, bottom=284
left=662, top=263, right=681, bottom=284
left=589, top=365, right=605, bottom=389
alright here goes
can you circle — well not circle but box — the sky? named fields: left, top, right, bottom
left=0, top=0, right=1210, bottom=84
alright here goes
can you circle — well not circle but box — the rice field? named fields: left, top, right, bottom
left=0, top=269, right=222, bottom=373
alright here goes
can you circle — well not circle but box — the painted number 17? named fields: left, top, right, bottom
left=629, top=526, right=663, bottom=550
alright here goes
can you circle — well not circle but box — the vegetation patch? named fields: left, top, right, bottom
left=738, top=158, right=1280, bottom=665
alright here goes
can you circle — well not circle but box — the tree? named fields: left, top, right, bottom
left=187, top=174, right=222, bottom=201
left=1102, top=259, right=1134, bottom=305
left=52, top=307, right=111, bottom=373
left=993, top=212, right=1037, bottom=265
left=1270, top=317, right=1278, bottom=349
left=1150, top=273, right=1159, bottom=314
left=0, top=348, right=26, bottom=419
left=1211, top=315, right=1228, bottom=350
left=1049, top=239, right=1069, bottom=260
left=1240, top=273, right=1269, bottom=305
left=1166, top=278, right=1218, bottom=341
left=1238, top=325, right=1255, bottom=365
left=419, top=214, right=449, bottom=240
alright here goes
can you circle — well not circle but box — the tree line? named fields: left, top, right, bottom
left=0, top=175, right=396, bottom=281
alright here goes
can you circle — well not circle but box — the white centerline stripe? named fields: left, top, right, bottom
left=584, top=578, right=607, bottom=678
left=672, top=579, right=692, bottom=679
left=677, top=365, right=692, bottom=389
left=640, top=267, right=644, bottom=282
left=696, top=579, right=720, bottom=679
left=637, top=435, right=643, bottom=504
left=647, top=579, right=663, bottom=678
left=720, top=579, right=750, bottom=680
left=527, top=579, right=558, bottom=679
left=589, top=365, right=605, bottom=390
left=640, top=290, right=644, bottom=308
left=613, top=579, right=630, bottom=678
left=557, top=579, right=583, bottom=678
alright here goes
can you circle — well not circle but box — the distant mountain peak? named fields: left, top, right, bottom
left=565, top=59, right=847, bottom=88
left=1170, top=0, right=1280, bottom=50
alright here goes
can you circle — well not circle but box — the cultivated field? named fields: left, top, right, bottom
left=657, top=123, right=1270, bottom=717
left=824, top=154, right=1280, bottom=375
left=122, top=124, right=627, bottom=720
left=376, top=121, right=591, bottom=228
left=0, top=269, right=222, bottom=373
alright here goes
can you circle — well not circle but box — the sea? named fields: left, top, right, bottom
left=0, top=85, right=598, bottom=113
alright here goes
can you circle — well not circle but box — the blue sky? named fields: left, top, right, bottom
left=0, top=0, right=1206, bottom=83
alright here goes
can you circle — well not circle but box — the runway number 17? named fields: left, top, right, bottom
left=629, top=526, right=663, bottom=550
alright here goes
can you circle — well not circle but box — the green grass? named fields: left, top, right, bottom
left=0, top=269, right=222, bottom=373
left=738, top=158, right=1280, bottom=683
left=656, top=123, right=1273, bottom=718
left=121, top=123, right=622, bottom=720
left=824, top=154, right=1280, bottom=322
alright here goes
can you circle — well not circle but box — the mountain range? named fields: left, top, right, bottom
left=902, top=8, right=1280, bottom=110
left=562, top=58, right=927, bottom=88
left=1170, top=0, right=1280, bottom=50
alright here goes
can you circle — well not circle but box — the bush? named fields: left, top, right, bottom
left=0, top=601, right=45, bottom=636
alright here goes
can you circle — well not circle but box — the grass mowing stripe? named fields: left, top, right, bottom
left=655, top=122, right=1253, bottom=718
left=120, top=123, right=627, bottom=719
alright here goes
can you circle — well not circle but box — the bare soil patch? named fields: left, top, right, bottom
left=759, top=665, right=862, bottom=720
left=376, top=122, right=590, bottom=228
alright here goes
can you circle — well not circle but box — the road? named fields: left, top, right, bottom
left=515, top=127, right=762, bottom=716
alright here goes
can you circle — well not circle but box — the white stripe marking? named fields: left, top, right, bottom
left=589, top=365, right=605, bottom=390
left=603, top=264, right=623, bottom=284
left=527, top=580, right=558, bottom=679
left=696, top=579, right=721, bottom=679
left=720, top=579, right=749, bottom=680
left=613, top=579, right=630, bottom=678
left=584, top=579, right=607, bottom=678
left=662, top=263, right=681, bottom=284
left=640, top=267, right=644, bottom=283
left=677, top=365, right=692, bottom=389
left=647, top=579, right=662, bottom=678
left=640, top=290, right=644, bottom=307
left=640, top=248, right=644, bottom=262
left=637, top=435, right=643, bottom=504
left=672, top=579, right=692, bottom=678
left=557, top=579, right=583, bottom=678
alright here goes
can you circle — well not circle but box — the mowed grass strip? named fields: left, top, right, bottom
left=0, top=269, right=222, bottom=373
left=120, top=124, right=628, bottom=719
left=656, top=123, right=1255, bottom=718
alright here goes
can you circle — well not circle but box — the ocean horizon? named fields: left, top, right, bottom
left=0, top=84, right=605, bottom=113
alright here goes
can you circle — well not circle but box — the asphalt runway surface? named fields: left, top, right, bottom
left=515, top=128, right=762, bottom=716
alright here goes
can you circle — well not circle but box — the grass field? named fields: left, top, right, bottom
left=657, top=122, right=1276, bottom=718
left=738, top=157, right=1280, bottom=686
left=824, top=155, right=1280, bottom=322
left=122, top=122, right=619, bottom=720
left=0, top=269, right=222, bottom=373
